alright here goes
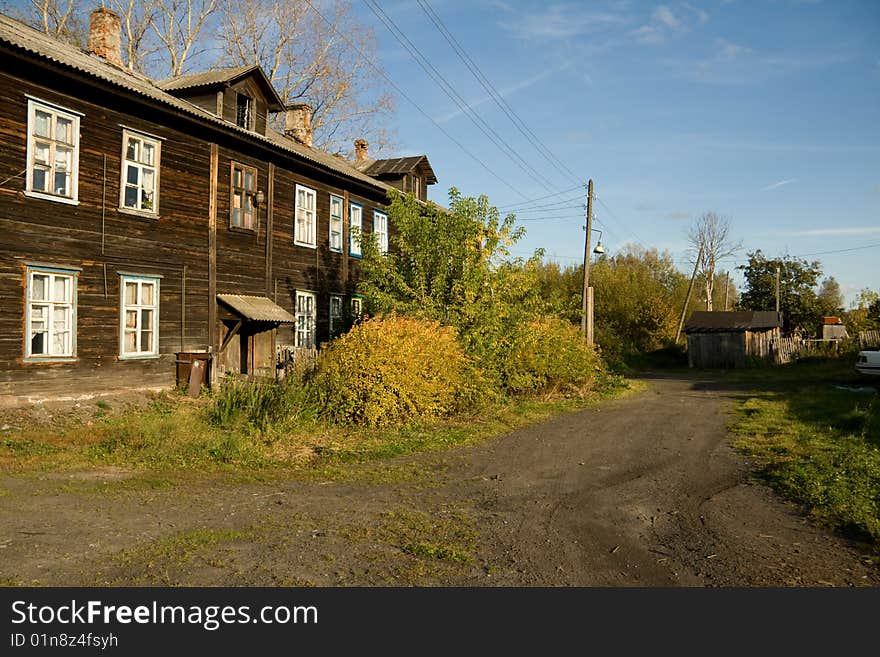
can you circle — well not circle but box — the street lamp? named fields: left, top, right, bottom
left=592, top=229, right=605, bottom=256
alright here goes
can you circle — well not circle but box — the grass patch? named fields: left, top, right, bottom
left=0, top=379, right=633, bottom=481
left=730, top=358, right=880, bottom=544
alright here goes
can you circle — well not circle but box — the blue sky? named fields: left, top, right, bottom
left=354, top=0, right=880, bottom=303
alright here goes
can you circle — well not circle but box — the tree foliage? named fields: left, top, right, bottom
left=359, top=188, right=544, bottom=384
left=737, top=250, right=825, bottom=334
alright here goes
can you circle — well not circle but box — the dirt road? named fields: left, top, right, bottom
left=1, top=374, right=876, bottom=586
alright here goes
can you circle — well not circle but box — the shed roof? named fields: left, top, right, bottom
left=358, top=155, right=437, bottom=184
left=0, top=14, right=392, bottom=194
left=684, top=311, right=782, bottom=333
left=217, top=295, right=296, bottom=324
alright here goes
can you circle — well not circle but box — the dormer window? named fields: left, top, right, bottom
left=236, top=94, right=252, bottom=130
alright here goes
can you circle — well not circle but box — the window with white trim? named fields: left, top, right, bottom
left=349, top=202, right=362, bottom=257
left=295, top=184, right=317, bottom=247
left=351, top=295, right=363, bottom=323
left=25, top=267, right=77, bottom=360
left=329, top=195, right=343, bottom=252
left=121, top=130, right=160, bottom=213
left=295, top=291, right=316, bottom=349
left=26, top=99, right=80, bottom=202
left=329, top=294, right=343, bottom=337
left=373, top=210, right=388, bottom=254
left=231, top=162, right=257, bottom=229
left=120, top=275, right=160, bottom=358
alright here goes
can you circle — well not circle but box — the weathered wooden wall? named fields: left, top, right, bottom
left=0, top=50, right=390, bottom=406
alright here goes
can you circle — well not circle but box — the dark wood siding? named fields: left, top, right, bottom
left=0, top=51, right=389, bottom=406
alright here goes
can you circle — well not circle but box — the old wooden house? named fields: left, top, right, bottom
left=684, top=311, right=782, bottom=368
left=0, top=8, right=436, bottom=407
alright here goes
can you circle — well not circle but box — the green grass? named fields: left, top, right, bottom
left=729, top=358, right=880, bottom=544
left=0, top=379, right=634, bottom=481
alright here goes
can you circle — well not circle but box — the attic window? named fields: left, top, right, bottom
left=236, top=94, right=252, bottom=130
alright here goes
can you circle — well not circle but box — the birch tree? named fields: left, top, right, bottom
left=687, top=212, right=741, bottom=311
left=22, top=0, right=86, bottom=45
left=148, top=0, right=218, bottom=77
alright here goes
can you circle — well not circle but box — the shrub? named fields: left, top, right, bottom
left=314, top=316, right=483, bottom=428
left=498, top=317, right=608, bottom=396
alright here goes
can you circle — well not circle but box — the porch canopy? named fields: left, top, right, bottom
left=216, top=294, right=296, bottom=353
left=217, top=294, right=296, bottom=324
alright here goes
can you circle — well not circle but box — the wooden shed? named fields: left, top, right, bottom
left=684, top=311, right=782, bottom=368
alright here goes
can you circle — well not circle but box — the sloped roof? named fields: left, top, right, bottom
left=685, top=311, right=782, bottom=333
left=217, top=295, right=296, bottom=323
left=158, top=65, right=285, bottom=111
left=0, top=13, right=392, bottom=195
left=358, top=155, right=437, bottom=184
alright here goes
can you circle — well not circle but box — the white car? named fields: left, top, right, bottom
left=856, top=351, right=880, bottom=376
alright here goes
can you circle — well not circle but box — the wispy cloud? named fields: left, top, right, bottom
left=761, top=178, right=797, bottom=191
left=435, top=69, right=556, bottom=123
left=499, top=4, right=630, bottom=42
left=790, top=227, right=880, bottom=237
left=665, top=211, right=692, bottom=220
left=630, top=3, right=707, bottom=45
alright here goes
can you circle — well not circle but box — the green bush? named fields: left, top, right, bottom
left=314, top=316, right=483, bottom=428
left=498, top=317, right=608, bottom=396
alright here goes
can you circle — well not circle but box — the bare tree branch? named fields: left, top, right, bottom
left=148, top=0, right=219, bottom=77
left=218, top=0, right=395, bottom=154
left=687, top=212, right=741, bottom=311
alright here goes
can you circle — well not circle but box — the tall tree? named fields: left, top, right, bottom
left=816, top=276, right=844, bottom=316
left=687, top=212, right=741, bottom=311
left=218, top=0, right=394, bottom=154
left=737, top=250, right=824, bottom=334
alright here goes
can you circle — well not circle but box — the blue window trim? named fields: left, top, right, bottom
left=23, top=264, right=78, bottom=363
left=329, top=194, right=344, bottom=253
left=349, top=201, right=363, bottom=258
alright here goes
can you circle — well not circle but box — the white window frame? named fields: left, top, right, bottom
left=119, top=274, right=160, bottom=359
left=349, top=202, right=363, bottom=257
left=329, top=294, right=344, bottom=337
left=329, top=194, right=343, bottom=253
left=295, top=290, right=316, bottom=349
left=374, top=210, right=389, bottom=254
left=24, top=266, right=77, bottom=361
left=119, top=129, right=161, bottom=215
left=25, top=97, right=81, bottom=205
left=295, top=184, right=317, bottom=248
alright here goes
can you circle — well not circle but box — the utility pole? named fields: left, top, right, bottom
left=724, top=271, right=730, bottom=311
left=580, top=179, right=594, bottom=344
left=675, top=245, right=703, bottom=344
left=775, top=266, right=781, bottom=313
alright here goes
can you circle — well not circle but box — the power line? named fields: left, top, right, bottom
left=415, top=0, right=582, bottom=186
left=363, top=0, right=560, bottom=193
left=594, top=195, right=649, bottom=249
left=301, top=0, right=530, bottom=200
left=498, top=184, right=585, bottom=211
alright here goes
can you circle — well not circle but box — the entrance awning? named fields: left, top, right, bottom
left=217, top=294, right=296, bottom=324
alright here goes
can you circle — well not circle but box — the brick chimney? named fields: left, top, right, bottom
left=284, top=103, right=312, bottom=147
left=87, top=7, right=123, bottom=68
left=354, top=139, right=369, bottom=163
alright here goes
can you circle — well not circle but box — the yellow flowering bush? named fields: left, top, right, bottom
left=314, top=316, right=483, bottom=428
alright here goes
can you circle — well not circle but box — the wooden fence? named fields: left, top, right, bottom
left=859, top=330, right=880, bottom=349
left=767, top=336, right=853, bottom=364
